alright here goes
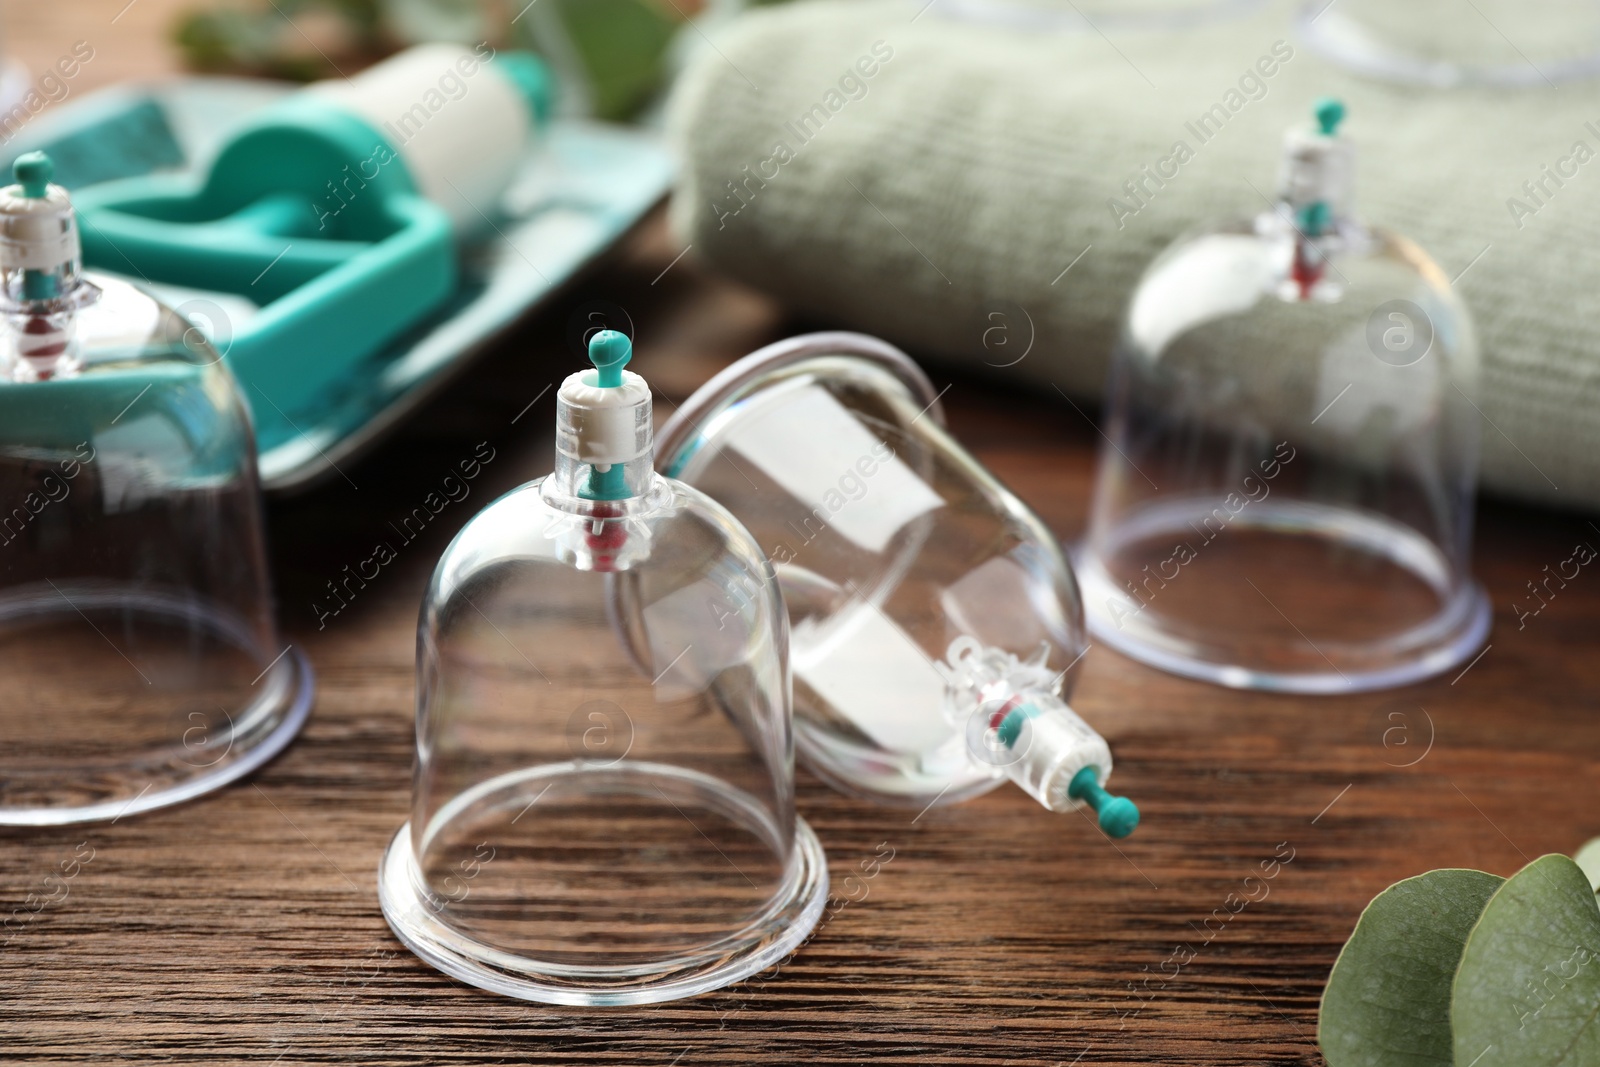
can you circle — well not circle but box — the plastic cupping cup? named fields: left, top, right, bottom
left=1074, top=100, right=1490, bottom=693
left=655, top=332, right=1137, bottom=837
left=379, top=331, right=827, bottom=1005
left=0, top=152, right=311, bottom=825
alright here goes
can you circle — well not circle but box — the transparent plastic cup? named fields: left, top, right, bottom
left=378, top=332, right=827, bottom=1005
left=1074, top=102, right=1490, bottom=693
left=0, top=154, right=311, bottom=825
left=656, top=333, right=1137, bottom=838
left=1296, top=0, right=1600, bottom=89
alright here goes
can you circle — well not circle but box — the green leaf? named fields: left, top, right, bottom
left=1319, top=869, right=1504, bottom=1067
left=1453, top=854, right=1600, bottom=1067
left=1575, top=838, right=1600, bottom=893
left=513, top=0, right=681, bottom=120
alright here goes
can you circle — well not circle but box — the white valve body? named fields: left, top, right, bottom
left=1006, top=701, right=1114, bottom=813
left=1278, top=126, right=1354, bottom=223
left=556, top=368, right=651, bottom=469
left=0, top=186, right=78, bottom=272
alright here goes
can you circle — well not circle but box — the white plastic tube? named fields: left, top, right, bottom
left=307, top=44, right=535, bottom=231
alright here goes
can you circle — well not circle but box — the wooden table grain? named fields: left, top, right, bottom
left=6, top=8, right=1600, bottom=1065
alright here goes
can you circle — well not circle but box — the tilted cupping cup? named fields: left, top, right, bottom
left=656, top=333, right=1137, bottom=837
left=0, top=153, right=311, bottom=824
left=379, top=332, right=827, bottom=1005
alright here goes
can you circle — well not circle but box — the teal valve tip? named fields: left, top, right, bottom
left=1096, top=794, right=1141, bottom=839
left=13, top=151, right=53, bottom=198
left=587, top=330, right=632, bottom=389
left=1314, top=97, right=1346, bottom=136
left=1068, top=765, right=1140, bottom=839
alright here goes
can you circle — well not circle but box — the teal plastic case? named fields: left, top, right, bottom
left=9, top=76, right=672, bottom=492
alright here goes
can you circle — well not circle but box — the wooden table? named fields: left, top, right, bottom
left=6, top=8, right=1600, bottom=1064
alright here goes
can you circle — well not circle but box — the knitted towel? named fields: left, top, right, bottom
left=665, top=0, right=1600, bottom=512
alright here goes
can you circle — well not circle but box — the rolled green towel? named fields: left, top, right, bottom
left=666, top=0, right=1600, bottom=512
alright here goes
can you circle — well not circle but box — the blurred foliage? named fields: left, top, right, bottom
left=171, top=0, right=725, bottom=120
left=520, top=0, right=681, bottom=120
left=174, top=0, right=387, bottom=81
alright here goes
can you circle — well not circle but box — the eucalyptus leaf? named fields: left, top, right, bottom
left=1453, top=854, right=1600, bottom=1067
left=1319, top=869, right=1504, bottom=1067
left=1575, top=838, right=1600, bottom=894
